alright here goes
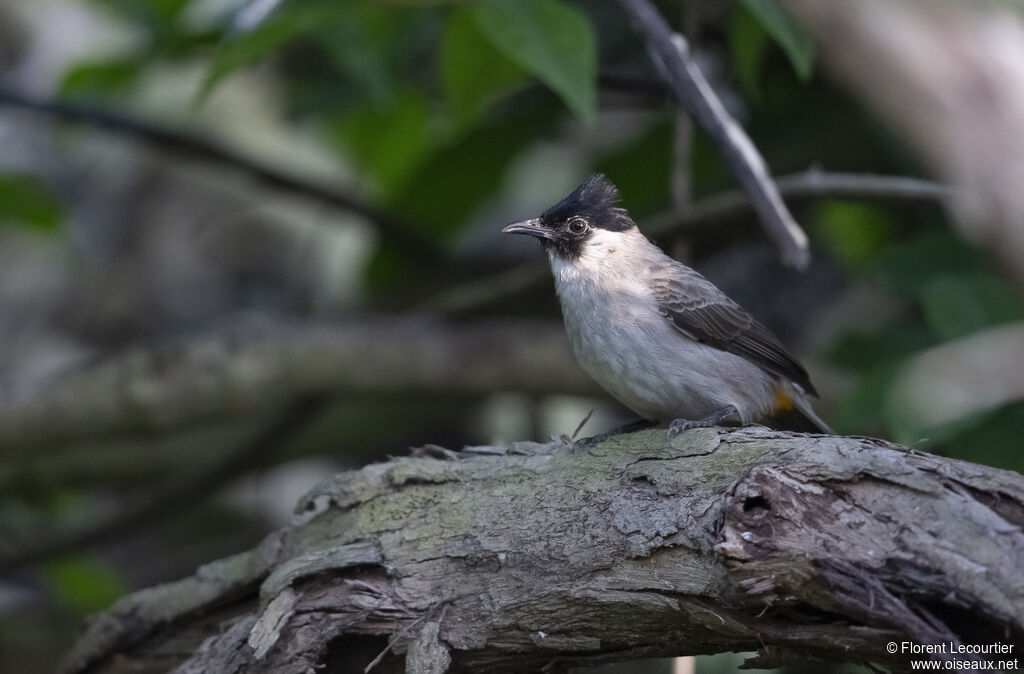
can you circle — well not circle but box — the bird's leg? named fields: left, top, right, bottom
left=667, top=405, right=740, bottom=437
left=574, top=418, right=656, bottom=449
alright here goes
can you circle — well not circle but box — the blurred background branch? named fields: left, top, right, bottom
left=890, top=321, right=1024, bottom=436
left=617, top=0, right=810, bottom=268
left=0, top=85, right=440, bottom=259
left=782, top=0, right=1024, bottom=285
left=0, top=317, right=592, bottom=452
left=0, top=394, right=331, bottom=574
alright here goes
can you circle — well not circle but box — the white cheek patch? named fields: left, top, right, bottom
left=576, top=229, right=622, bottom=271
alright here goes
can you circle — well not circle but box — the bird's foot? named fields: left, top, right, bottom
left=667, top=405, right=740, bottom=438
left=574, top=418, right=656, bottom=450
left=409, top=444, right=462, bottom=460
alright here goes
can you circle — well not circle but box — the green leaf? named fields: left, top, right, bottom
left=831, top=364, right=898, bottom=436
left=827, top=324, right=935, bottom=371
left=472, top=0, right=597, bottom=122
left=43, top=557, right=127, bottom=614
left=311, top=4, right=405, bottom=107
left=95, top=0, right=190, bottom=27
left=441, top=7, right=530, bottom=128
left=941, top=402, right=1024, bottom=473
left=920, top=274, right=1024, bottom=340
left=729, top=3, right=769, bottom=99
left=872, top=232, right=988, bottom=296
left=0, top=173, right=63, bottom=231
left=738, top=0, right=815, bottom=81
left=59, top=58, right=144, bottom=96
left=331, top=91, right=431, bottom=195
left=812, top=201, right=895, bottom=270
left=198, top=5, right=334, bottom=102
left=389, top=101, right=558, bottom=239
left=148, top=0, right=190, bottom=21
left=594, top=121, right=673, bottom=220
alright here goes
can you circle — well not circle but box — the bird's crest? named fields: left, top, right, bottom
left=541, top=174, right=634, bottom=232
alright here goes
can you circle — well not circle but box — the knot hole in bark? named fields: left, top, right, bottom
left=742, top=495, right=771, bottom=513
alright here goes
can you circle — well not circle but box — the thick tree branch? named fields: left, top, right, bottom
left=60, top=428, right=1024, bottom=674
left=616, top=0, right=811, bottom=268
left=0, top=86, right=439, bottom=259
left=0, top=317, right=595, bottom=452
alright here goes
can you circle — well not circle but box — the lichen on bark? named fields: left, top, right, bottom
left=61, top=427, right=1024, bottom=674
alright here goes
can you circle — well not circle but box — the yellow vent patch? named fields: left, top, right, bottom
left=773, top=387, right=795, bottom=413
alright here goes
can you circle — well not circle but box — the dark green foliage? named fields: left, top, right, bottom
left=821, top=228, right=1024, bottom=457
left=440, top=7, right=529, bottom=129
left=813, top=201, right=896, bottom=270
left=920, top=273, right=1024, bottom=340
left=43, top=557, right=128, bottom=614
left=59, top=58, right=144, bottom=96
left=594, top=121, right=674, bottom=220
left=738, top=0, right=815, bottom=82
left=0, top=173, right=63, bottom=231
left=388, top=102, right=560, bottom=237
left=472, top=0, right=597, bottom=122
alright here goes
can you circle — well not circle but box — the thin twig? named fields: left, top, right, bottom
left=0, top=87, right=438, bottom=259
left=0, top=395, right=331, bottom=573
left=571, top=409, right=595, bottom=441
left=364, top=615, right=426, bottom=673
left=645, top=169, right=948, bottom=238
left=616, top=0, right=811, bottom=268
left=414, top=262, right=548, bottom=314
left=422, top=170, right=947, bottom=316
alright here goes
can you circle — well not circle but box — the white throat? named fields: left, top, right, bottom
left=547, top=227, right=655, bottom=287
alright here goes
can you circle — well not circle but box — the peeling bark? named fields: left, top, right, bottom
left=61, top=428, right=1024, bottom=673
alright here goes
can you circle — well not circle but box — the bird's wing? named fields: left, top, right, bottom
left=649, top=267, right=817, bottom=395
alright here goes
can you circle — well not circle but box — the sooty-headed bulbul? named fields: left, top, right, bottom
left=502, top=174, right=831, bottom=436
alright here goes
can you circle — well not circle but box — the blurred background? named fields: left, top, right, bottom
left=1, top=0, right=1023, bottom=672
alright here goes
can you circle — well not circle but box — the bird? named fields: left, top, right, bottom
left=501, top=174, right=831, bottom=436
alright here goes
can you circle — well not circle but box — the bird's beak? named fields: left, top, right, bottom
left=501, top=218, right=553, bottom=240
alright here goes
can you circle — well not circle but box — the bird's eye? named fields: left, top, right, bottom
left=567, top=217, right=589, bottom=234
